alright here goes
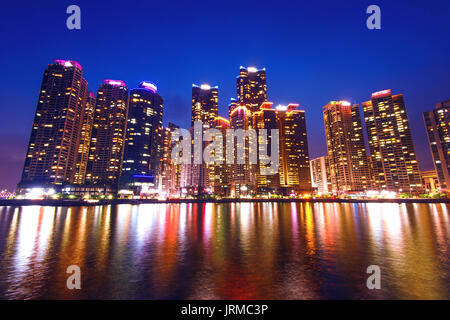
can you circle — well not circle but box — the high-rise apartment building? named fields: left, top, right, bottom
left=86, top=80, right=129, bottom=188
left=159, top=122, right=181, bottom=197
left=253, top=102, right=311, bottom=194
left=310, top=156, right=331, bottom=194
left=362, top=89, right=422, bottom=193
left=189, top=84, right=219, bottom=194
left=252, top=102, right=279, bottom=192
left=230, top=104, right=255, bottom=196
left=236, top=66, right=267, bottom=113
left=73, top=91, right=96, bottom=184
left=191, top=84, right=218, bottom=128
left=18, top=60, right=88, bottom=189
left=212, top=116, right=231, bottom=196
left=323, top=101, right=370, bottom=193
left=278, top=104, right=311, bottom=192
left=423, top=100, right=450, bottom=190
left=120, top=81, right=163, bottom=195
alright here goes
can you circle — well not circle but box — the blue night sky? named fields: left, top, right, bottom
left=0, top=0, right=449, bottom=190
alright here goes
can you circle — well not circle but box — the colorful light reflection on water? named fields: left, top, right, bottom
left=0, top=202, right=448, bottom=299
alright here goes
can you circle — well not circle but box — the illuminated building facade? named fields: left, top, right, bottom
left=237, top=66, right=267, bottom=113
left=212, top=116, right=231, bottom=196
left=230, top=104, right=255, bottom=196
left=191, top=84, right=218, bottom=128
left=252, top=102, right=279, bottom=192
left=120, top=82, right=163, bottom=195
left=423, top=100, right=450, bottom=190
left=278, top=105, right=311, bottom=192
left=362, top=90, right=422, bottom=193
left=159, top=123, right=181, bottom=197
left=18, top=60, right=87, bottom=189
left=189, top=84, right=218, bottom=194
left=323, top=101, right=370, bottom=193
left=420, top=170, right=440, bottom=194
left=86, top=80, right=129, bottom=188
left=73, top=91, right=96, bottom=184
left=252, top=102, right=311, bottom=194
left=310, top=156, right=331, bottom=194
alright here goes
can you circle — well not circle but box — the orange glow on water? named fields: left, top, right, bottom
left=0, top=202, right=448, bottom=299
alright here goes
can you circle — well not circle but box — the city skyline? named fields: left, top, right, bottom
left=1, top=1, right=450, bottom=190
left=0, top=2, right=449, bottom=304
left=10, top=57, right=449, bottom=199
left=6, top=58, right=450, bottom=196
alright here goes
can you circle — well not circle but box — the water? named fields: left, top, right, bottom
left=0, top=202, right=448, bottom=299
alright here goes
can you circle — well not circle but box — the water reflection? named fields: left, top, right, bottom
left=0, top=203, right=448, bottom=299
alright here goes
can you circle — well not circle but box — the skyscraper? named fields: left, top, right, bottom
left=252, top=102, right=311, bottom=194
left=120, top=81, right=163, bottom=195
left=159, top=122, right=180, bottom=197
left=189, top=84, right=219, bottom=194
left=252, top=102, right=279, bottom=192
left=230, top=104, right=255, bottom=196
left=212, top=116, right=231, bottom=196
left=236, top=66, right=267, bottom=113
left=362, top=89, right=422, bottom=193
left=86, top=80, right=129, bottom=188
left=191, top=84, right=218, bottom=128
left=18, top=59, right=87, bottom=190
left=323, top=101, right=370, bottom=193
left=73, top=91, right=96, bottom=184
left=278, top=104, right=310, bottom=192
left=423, top=100, right=450, bottom=190
left=310, top=156, right=331, bottom=194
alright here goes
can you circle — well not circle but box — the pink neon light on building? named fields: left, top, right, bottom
left=104, top=79, right=126, bottom=87
left=54, top=59, right=83, bottom=70
left=372, top=89, right=391, bottom=98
